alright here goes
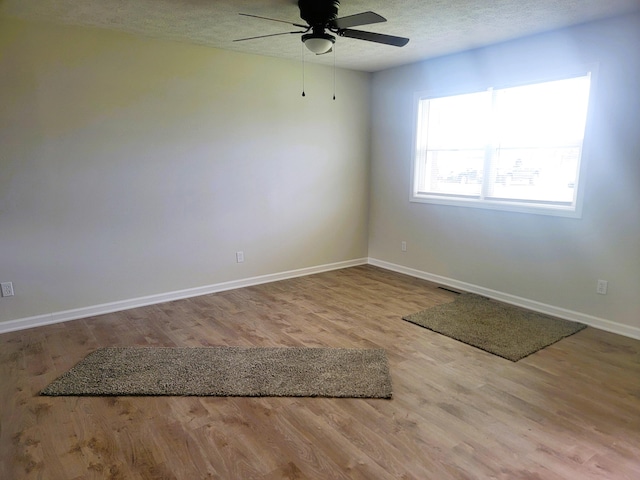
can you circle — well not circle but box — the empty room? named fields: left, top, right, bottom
left=1, top=1, right=639, bottom=479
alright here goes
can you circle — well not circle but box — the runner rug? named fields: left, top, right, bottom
left=41, top=346, right=392, bottom=398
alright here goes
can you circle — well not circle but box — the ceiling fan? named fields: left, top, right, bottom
left=234, top=0, right=410, bottom=55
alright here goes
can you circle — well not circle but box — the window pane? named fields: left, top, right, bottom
left=419, top=150, right=484, bottom=196
left=425, top=91, right=490, bottom=149
left=488, top=76, right=590, bottom=204
left=416, top=91, right=489, bottom=197
left=493, top=77, right=590, bottom=148
left=489, top=147, right=579, bottom=203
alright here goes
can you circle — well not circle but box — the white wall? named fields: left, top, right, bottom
left=0, top=18, right=371, bottom=325
left=369, top=14, right=640, bottom=334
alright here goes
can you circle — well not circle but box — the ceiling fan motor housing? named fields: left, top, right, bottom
left=298, top=0, right=340, bottom=28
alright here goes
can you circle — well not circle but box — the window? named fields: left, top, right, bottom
left=411, top=71, right=593, bottom=216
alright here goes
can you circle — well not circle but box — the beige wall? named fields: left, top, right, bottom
left=2, top=14, right=639, bottom=336
left=0, top=18, right=371, bottom=323
left=369, top=14, right=640, bottom=333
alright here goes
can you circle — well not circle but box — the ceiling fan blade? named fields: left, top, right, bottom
left=239, top=13, right=308, bottom=29
left=339, top=29, right=410, bottom=47
left=233, top=31, right=306, bottom=42
left=331, top=11, right=386, bottom=29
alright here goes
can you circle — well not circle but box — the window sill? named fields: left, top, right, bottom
left=410, top=194, right=581, bottom=218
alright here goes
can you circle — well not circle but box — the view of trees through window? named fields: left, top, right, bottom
left=413, top=73, right=592, bottom=215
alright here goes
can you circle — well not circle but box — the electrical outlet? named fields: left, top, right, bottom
left=1, top=282, right=14, bottom=297
left=596, top=279, right=608, bottom=295
left=236, top=251, right=244, bottom=263
left=401, top=241, right=407, bottom=252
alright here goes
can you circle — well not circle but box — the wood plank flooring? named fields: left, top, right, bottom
left=1, top=265, right=639, bottom=479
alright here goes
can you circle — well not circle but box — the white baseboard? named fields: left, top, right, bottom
left=368, top=258, right=640, bottom=341
left=0, top=258, right=368, bottom=335
left=3, top=257, right=638, bottom=341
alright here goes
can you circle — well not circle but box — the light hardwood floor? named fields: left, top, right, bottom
left=1, top=265, right=639, bottom=479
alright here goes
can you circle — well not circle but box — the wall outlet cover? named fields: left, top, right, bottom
left=1, top=282, right=14, bottom=297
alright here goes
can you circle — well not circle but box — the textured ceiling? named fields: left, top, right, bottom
left=3, top=0, right=640, bottom=72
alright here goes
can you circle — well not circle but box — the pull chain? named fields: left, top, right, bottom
left=301, top=42, right=306, bottom=97
left=333, top=42, right=336, bottom=100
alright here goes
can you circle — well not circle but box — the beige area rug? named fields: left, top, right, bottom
left=40, top=346, right=392, bottom=398
left=403, top=294, right=586, bottom=361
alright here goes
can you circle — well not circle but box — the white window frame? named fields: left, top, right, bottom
left=410, top=66, right=597, bottom=217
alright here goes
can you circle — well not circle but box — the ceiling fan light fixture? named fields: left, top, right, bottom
left=302, top=33, right=335, bottom=54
